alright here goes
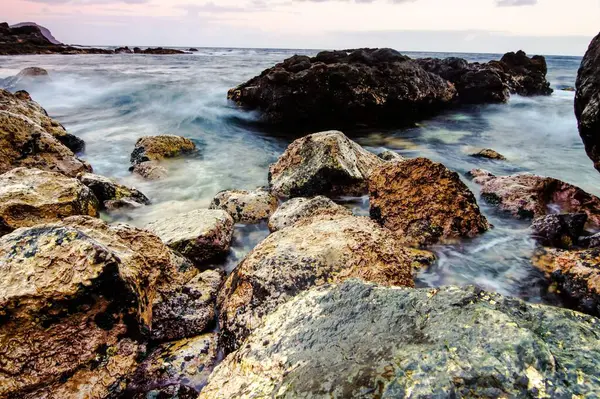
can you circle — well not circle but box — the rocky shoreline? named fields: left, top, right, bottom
left=1, top=32, right=600, bottom=398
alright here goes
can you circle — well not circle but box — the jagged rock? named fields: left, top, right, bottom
left=499, top=50, right=553, bottom=96
left=78, top=172, right=150, bottom=210
left=203, top=281, right=600, bottom=398
left=228, top=48, right=456, bottom=128
left=123, top=333, right=218, bottom=398
left=269, top=130, right=384, bottom=198
left=131, top=161, right=168, bottom=180
left=471, top=169, right=600, bottom=226
left=146, top=209, right=234, bottom=265
left=209, top=188, right=278, bottom=223
left=377, top=149, right=405, bottom=161
left=0, top=167, right=99, bottom=236
left=575, top=32, right=600, bottom=172
left=369, top=158, right=490, bottom=246
left=469, top=148, right=506, bottom=160
left=267, top=195, right=352, bottom=232
left=130, top=135, right=196, bottom=165
left=533, top=247, right=600, bottom=316
left=218, top=214, right=435, bottom=352
left=531, top=213, right=588, bottom=249
left=10, top=22, right=61, bottom=44
left=0, top=88, right=85, bottom=153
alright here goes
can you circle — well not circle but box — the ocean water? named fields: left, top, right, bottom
left=0, top=48, right=593, bottom=305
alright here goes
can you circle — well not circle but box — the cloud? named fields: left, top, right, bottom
left=495, top=0, right=537, bottom=6
left=24, top=0, right=149, bottom=4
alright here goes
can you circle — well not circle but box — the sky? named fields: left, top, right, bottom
left=2, top=0, right=599, bottom=55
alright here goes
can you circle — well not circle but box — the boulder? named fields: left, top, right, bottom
left=78, top=172, right=150, bottom=210
left=123, top=333, right=218, bottom=398
left=499, top=50, right=553, bottom=96
left=203, top=280, right=600, bottom=398
left=188, top=48, right=199, bottom=52
left=469, top=148, right=506, bottom=160
left=369, top=158, right=490, bottom=246
left=228, top=48, right=456, bottom=128
left=377, top=149, right=405, bottom=161
left=0, top=216, right=204, bottom=397
left=267, top=195, right=352, bottom=232
left=0, top=167, right=99, bottom=236
left=1, top=67, right=50, bottom=90
left=575, top=32, right=600, bottom=172
left=115, top=46, right=133, bottom=54
left=531, top=213, right=588, bottom=249
left=0, top=88, right=85, bottom=153
left=471, top=169, right=600, bottom=226
left=146, top=209, right=234, bottom=265
left=218, top=214, right=435, bottom=352
left=209, top=188, right=278, bottom=223
left=533, top=247, right=600, bottom=317
left=131, top=161, right=168, bottom=180
left=130, top=134, right=196, bottom=165
left=269, top=130, right=384, bottom=198
left=140, top=47, right=185, bottom=55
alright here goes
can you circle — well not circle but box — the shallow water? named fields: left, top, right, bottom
left=0, top=48, right=594, bottom=305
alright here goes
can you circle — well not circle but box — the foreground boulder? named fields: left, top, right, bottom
left=575, top=32, right=600, bottom=171
left=0, top=167, right=99, bottom=236
left=471, top=169, right=600, bottom=226
left=269, top=130, right=383, bottom=198
left=268, top=195, right=352, bottom=232
left=123, top=333, right=218, bottom=397
left=78, top=172, right=150, bottom=210
left=204, top=280, right=600, bottom=398
left=531, top=213, right=588, bottom=249
left=228, top=48, right=456, bottom=128
left=147, top=209, right=234, bottom=265
left=533, top=247, right=600, bottom=317
left=369, top=158, right=490, bottom=246
left=218, top=214, right=435, bottom=352
left=0, top=67, right=50, bottom=90
left=209, top=188, right=278, bottom=223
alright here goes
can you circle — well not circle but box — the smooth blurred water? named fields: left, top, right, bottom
left=0, top=49, right=592, bottom=304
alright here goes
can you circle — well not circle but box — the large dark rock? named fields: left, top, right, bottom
left=228, top=48, right=457, bottom=128
left=499, top=50, right=553, bottom=96
left=202, top=280, right=600, bottom=398
left=576, top=32, right=600, bottom=171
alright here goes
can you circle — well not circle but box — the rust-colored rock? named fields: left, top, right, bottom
left=369, top=158, right=490, bottom=246
left=0, top=167, right=99, bottom=236
left=218, top=214, right=435, bottom=352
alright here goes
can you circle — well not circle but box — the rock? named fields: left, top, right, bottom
left=78, top=172, right=150, bottom=210
left=133, top=47, right=142, bottom=54
left=561, top=86, right=576, bottom=92
left=123, top=333, right=218, bottom=397
left=369, top=158, right=490, bottom=246
left=151, top=269, right=221, bottom=341
left=0, top=167, right=99, bottom=236
left=131, top=161, right=168, bottom=180
left=218, top=214, right=435, bottom=352
left=228, top=48, right=456, bottom=128
left=1, top=67, right=50, bottom=89
left=471, top=169, right=600, bottom=226
left=0, top=88, right=85, bottom=153
left=130, top=134, right=196, bottom=165
left=209, top=188, right=278, bottom=223
left=267, top=195, right=352, bottom=232
left=533, top=247, right=600, bottom=316
left=499, top=50, right=553, bottom=96
left=269, top=130, right=384, bottom=198
left=579, top=232, right=600, bottom=248
left=575, top=33, right=600, bottom=172
left=203, top=280, right=600, bottom=398
left=377, top=149, right=406, bottom=161
left=11, top=22, right=61, bottom=44
left=115, top=46, right=133, bottom=54
left=469, top=148, right=506, bottom=160
left=188, top=48, right=199, bottom=52
left=147, top=209, right=234, bottom=265
left=530, top=213, right=588, bottom=249
left=140, top=47, right=186, bottom=55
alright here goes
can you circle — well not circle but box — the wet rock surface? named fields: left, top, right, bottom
left=209, top=188, right=278, bottom=223
left=218, top=214, right=435, bottom=352
left=576, top=32, right=600, bottom=172
left=469, top=148, right=506, bottom=160
left=228, top=48, right=456, bottom=128
left=0, top=167, right=99, bottom=236
left=203, top=280, right=600, bottom=398
left=78, top=172, right=150, bottom=210
left=531, top=213, right=588, bottom=249
left=369, top=158, right=490, bottom=246
left=471, top=169, right=600, bottom=226
left=498, top=50, right=553, bottom=96
left=269, top=130, right=383, bottom=198
left=131, top=160, right=168, bottom=180
left=147, top=209, right=234, bottom=265
left=268, top=195, right=352, bottom=232
left=130, top=134, right=196, bottom=165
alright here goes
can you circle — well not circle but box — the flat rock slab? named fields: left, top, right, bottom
left=210, top=188, right=278, bottom=223
left=203, top=280, right=600, bottom=398
left=268, top=195, right=352, bottom=232
left=147, top=209, right=234, bottom=265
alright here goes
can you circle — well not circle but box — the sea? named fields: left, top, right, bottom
left=0, top=48, right=593, bottom=306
